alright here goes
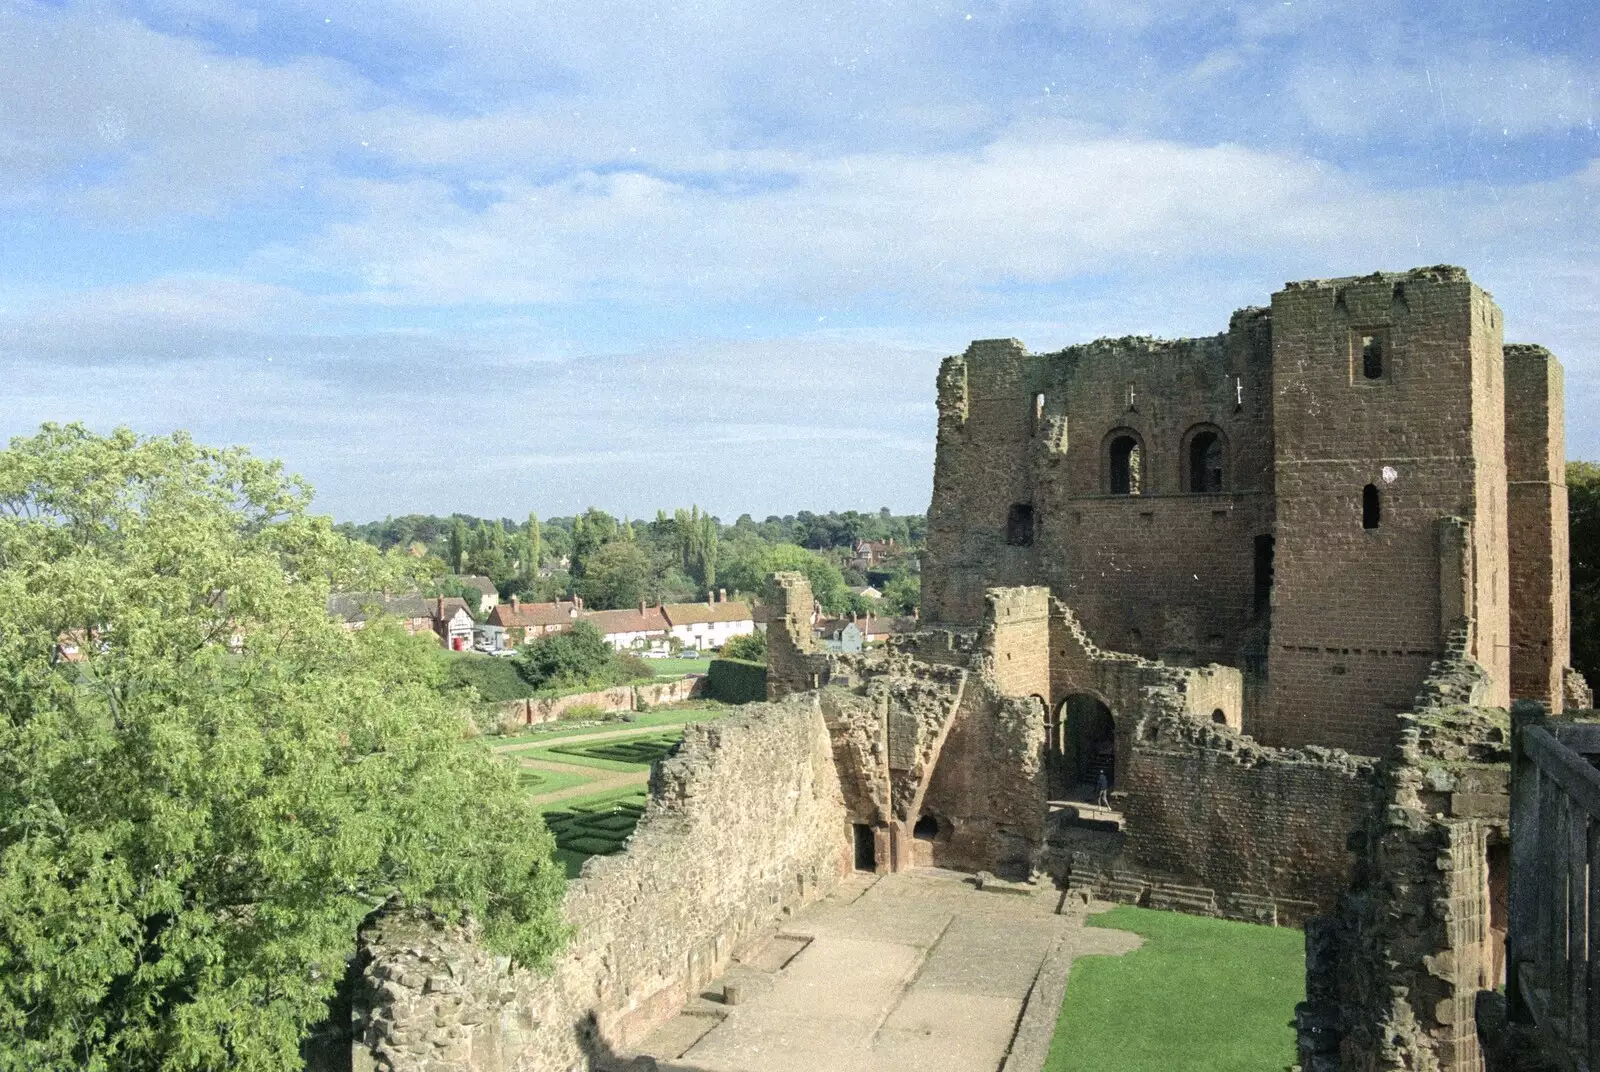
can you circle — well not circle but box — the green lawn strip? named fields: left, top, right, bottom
left=538, top=785, right=651, bottom=873
left=1044, top=906, right=1304, bottom=1072
left=487, top=707, right=726, bottom=752
left=547, top=731, right=683, bottom=766
left=652, top=658, right=712, bottom=678
left=536, top=783, right=650, bottom=816
left=513, top=767, right=594, bottom=795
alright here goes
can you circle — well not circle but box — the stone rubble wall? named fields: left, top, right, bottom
left=354, top=696, right=850, bottom=1072
left=1298, top=648, right=1513, bottom=1072
left=483, top=675, right=707, bottom=733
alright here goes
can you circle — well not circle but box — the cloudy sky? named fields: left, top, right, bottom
left=2, top=0, right=1596, bottom=521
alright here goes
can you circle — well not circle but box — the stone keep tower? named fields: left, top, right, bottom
left=920, top=266, right=1571, bottom=757
left=1265, top=269, right=1511, bottom=750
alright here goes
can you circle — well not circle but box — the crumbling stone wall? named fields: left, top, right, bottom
left=353, top=696, right=849, bottom=1072
left=1297, top=651, right=1511, bottom=1072
left=764, top=571, right=833, bottom=700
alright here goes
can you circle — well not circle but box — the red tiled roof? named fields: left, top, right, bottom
left=488, top=600, right=580, bottom=628
left=663, top=601, right=754, bottom=625
left=584, top=607, right=669, bottom=636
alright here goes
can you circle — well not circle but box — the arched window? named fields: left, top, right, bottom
left=1107, top=432, right=1142, bottom=495
left=1183, top=426, right=1226, bottom=493
left=1363, top=484, right=1381, bottom=529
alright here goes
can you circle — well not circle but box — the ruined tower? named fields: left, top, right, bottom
left=921, top=266, right=1571, bottom=756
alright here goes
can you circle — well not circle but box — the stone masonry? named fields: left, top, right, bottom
left=922, top=266, right=1574, bottom=757
left=354, top=697, right=850, bottom=1071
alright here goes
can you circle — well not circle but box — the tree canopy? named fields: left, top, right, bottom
left=1570, top=461, right=1600, bottom=688
left=0, top=426, right=566, bottom=1072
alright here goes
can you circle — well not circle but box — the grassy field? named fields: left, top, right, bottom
left=513, top=767, right=592, bottom=795
left=652, top=657, right=712, bottom=677
left=1044, top=906, right=1304, bottom=1072
left=488, top=706, right=725, bottom=752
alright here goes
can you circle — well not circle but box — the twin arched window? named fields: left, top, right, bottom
left=1104, top=425, right=1227, bottom=495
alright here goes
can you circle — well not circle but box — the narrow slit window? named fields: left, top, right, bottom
left=1362, top=484, right=1381, bottom=529
left=1109, top=435, right=1141, bottom=495
left=1361, top=334, right=1384, bottom=379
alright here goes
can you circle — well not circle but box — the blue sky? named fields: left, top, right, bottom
left=1, top=0, right=1596, bottom=520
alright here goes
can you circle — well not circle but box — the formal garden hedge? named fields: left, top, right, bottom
left=706, top=658, right=766, bottom=703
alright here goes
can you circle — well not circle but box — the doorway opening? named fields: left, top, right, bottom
left=853, top=824, right=876, bottom=872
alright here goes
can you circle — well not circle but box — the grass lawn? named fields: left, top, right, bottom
left=1044, top=906, right=1304, bottom=1072
left=652, top=657, right=712, bottom=678
left=512, top=766, right=592, bottom=795
left=537, top=785, right=651, bottom=877
left=487, top=706, right=726, bottom=752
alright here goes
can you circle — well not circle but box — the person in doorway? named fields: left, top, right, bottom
left=1094, top=769, right=1110, bottom=808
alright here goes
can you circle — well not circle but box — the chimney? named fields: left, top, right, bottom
left=639, top=599, right=646, bottom=616
left=719, top=588, right=727, bottom=603
left=511, top=594, right=519, bottom=612
left=437, top=595, right=444, bottom=618
left=913, top=605, right=919, bottom=621
left=707, top=590, right=714, bottom=607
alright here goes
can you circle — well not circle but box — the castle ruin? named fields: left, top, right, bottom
left=351, top=266, right=1584, bottom=1072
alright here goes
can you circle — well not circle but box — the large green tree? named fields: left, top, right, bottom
left=1570, top=461, right=1600, bottom=688
left=0, top=426, right=566, bottom=1072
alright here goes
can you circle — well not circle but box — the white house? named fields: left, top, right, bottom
left=431, top=596, right=476, bottom=652
left=662, top=592, right=755, bottom=651
left=585, top=605, right=671, bottom=652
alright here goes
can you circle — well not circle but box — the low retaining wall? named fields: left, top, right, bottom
left=355, top=696, right=851, bottom=1071
left=490, top=675, right=707, bottom=731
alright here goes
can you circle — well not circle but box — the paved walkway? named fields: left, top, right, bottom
left=632, top=868, right=1141, bottom=1072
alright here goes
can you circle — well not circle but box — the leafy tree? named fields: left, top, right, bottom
left=575, top=540, right=652, bottom=609
left=1571, top=461, right=1600, bottom=687
left=880, top=572, right=921, bottom=616
left=524, top=513, right=541, bottom=583
left=0, top=425, right=566, bottom=1072
left=515, top=621, right=647, bottom=691
left=720, top=630, right=766, bottom=663
left=720, top=541, right=849, bottom=613
left=448, top=517, right=469, bottom=574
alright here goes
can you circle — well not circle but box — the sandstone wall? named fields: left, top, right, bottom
left=485, top=675, right=707, bottom=732
left=1266, top=267, right=1510, bottom=755
left=1504, top=344, right=1570, bottom=710
left=354, top=697, right=850, bottom=1072
left=1116, top=717, right=1374, bottom=925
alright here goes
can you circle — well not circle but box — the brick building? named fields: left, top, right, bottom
left=922, top=266, right=1573, bottom=756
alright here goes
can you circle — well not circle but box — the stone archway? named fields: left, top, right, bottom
left=1061, top=694, right=1116, bottom=797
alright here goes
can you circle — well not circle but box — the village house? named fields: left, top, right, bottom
left=846, top=537, right=900, bottom=572
left=431, top=596, right=475, bottom=652
left=662, top=591, right=755, bottom=651
left=847, top=584, right=882, bottom=600
left=482, top=596, right=581, bottom=649
left=448, top=574, right=498, bottom=615
left=584, top=603, right=671, bottom=652
left=327, top=593, right=436, bottom=637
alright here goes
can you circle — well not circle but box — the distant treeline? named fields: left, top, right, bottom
left=335, top=507, right=926, bottom=617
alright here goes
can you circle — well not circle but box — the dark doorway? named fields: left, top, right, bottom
left=1063, top=694, right=1116, bottom=792
left=913, top=815, right=939, bottom=840
left=853, top=824, right=876, bottom=872
left=1006, top=502, right=1035, bottom=546
left=1363, top=484, right=1381, bottom=529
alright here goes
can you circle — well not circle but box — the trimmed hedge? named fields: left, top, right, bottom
left=707, top=658, right=767, bottom=704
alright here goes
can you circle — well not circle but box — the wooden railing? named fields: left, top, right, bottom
left=1508, top=709, right=1600, bottom=1071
